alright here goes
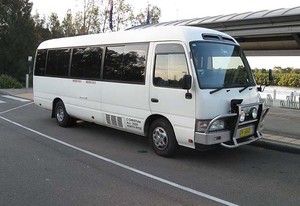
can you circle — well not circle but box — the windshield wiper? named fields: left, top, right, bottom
left=210, top=88, right=223, bottom=94
left=239, top=85, right=250, bottom=93
left=210, top=85, right=250, bottom=94
left=210, top=83, right=232, bottom=94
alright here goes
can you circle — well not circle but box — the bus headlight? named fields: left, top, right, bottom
left=196, top=119, right=225, bottom=133
left=240, top=110, right=246, bottom=122
left=250, top=107, right=258, bottom=119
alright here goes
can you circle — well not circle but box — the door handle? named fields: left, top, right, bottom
left=151, top=98, right=159, bottom=103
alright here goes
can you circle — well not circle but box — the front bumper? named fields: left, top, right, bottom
left=194, top=103, right=269, bottom=148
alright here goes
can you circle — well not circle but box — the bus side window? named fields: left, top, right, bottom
left=103, top=44, right=148, bottom=84
left=122, top=44, right=148, bottom=83
left=71, top=47, right=102, bottom=79
left=34, top=49, right=47, bottom=76
left=103, top=46, right=124, bottom=81
left=153, top=44, right=188, bottom=88
left=46, top=49, right=70, bottom=77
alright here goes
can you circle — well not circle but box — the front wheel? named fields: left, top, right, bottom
left=54, top=101, right=74, bottom=127
left=149, top=118, right=178, bottom=157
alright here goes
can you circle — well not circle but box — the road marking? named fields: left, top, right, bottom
left=0, top=100, right=6, bottom=104
left=1, top=95, right=31, bottom=102
left=0, top=102, right=34, bottom=115
left=0, top=116, right=238, bottom=206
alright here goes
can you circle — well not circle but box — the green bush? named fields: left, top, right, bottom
left=252, top=70, right=300, bottom=87
left=0, top=74, right=23, bottom=89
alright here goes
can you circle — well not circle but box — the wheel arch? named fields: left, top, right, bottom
left=144, top=114, right=172, bottom=136
left=51, top=98, right=62, bottom=118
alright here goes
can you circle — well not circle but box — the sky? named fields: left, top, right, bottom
left=30, top=0, right=300, bottom=69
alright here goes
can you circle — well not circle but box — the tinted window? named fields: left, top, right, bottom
left=71, top=47, right=102, bottom=79
left=103, top=44, right=148, bottom=83
left=34, top=49, right=47, bottom=76
left=103, top=46, right=124, bottom=81
left=122, top=44, right=147, bottom=82
left=46, top=49, right=71, bottom=77
left=155, top=43, right=185, bottom=53
left=154, top=44, right=188, bottom=88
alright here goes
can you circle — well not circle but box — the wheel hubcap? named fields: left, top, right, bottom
left=152, top=127, right=168, bottom=150
left=56, top=106, right=64, bottom=122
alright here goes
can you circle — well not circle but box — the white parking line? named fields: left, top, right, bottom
left=1, top=95, right=31, bottom=102
left=0, top=100, right=6, bottom=104
left=0, top=102, right=34, bottom=115
left=0, top=115, right=238, bottom=206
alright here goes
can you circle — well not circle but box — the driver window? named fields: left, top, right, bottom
left=153, top=44, right=188, bottom=88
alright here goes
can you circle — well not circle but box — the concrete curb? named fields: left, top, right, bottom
left=0, top=88, right=33, bottom=100
left=251, top=138, right=300, bottom=155
left=13, top=93, right=33, bottom=100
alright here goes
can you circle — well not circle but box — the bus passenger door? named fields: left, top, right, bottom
left=149, top=43, right=195, bottom=148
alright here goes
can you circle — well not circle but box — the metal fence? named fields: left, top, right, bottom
left=280, top=95, right=300, bottom=109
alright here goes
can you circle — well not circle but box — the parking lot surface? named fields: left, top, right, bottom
left=0, top=94, right=299, bottom=206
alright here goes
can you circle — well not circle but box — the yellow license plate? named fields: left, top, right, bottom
left=240, top=127, right=252, bottom=138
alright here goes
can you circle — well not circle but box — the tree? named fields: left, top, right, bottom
left=132, top=5, right=161, bottom=27
left=62, top=10, right=76, bottom=37
left=48, top=12, right=63, bottom=38
left=149, top=5, right=161, bottom=24
left=101, top=0, right=134, bottom=32
left=113, top=0, right=133, bottom=31
left=0, top=0, right=36, bottom=81
left=0, top=0, right=161, bottom=83
left=85, top=0, right=101, bottom=34
left=74, top=11, right=84, bottom=35
left=74, top=0, right=102, bottom=35
left=33, top=12, right=51, bottom=45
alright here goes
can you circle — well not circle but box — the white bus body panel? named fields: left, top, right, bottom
left=34, top=77, right=102, bottom=123
left=34, top=26, right=264, bottom=151
left=195, top=87, right=260, bottom=119
left=101, top=82, right=150, bottom=135
left=149, top=42, right=196, bottom=148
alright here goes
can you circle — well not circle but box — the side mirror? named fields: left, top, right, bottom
left=182, top=74, right=192, bottom=90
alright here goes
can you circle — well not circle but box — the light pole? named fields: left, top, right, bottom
left=26, top=56, right=32, bottom=89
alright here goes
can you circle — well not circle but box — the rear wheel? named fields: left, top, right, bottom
left=149, top=118, right=178, bottom=157
left=54, top=101, right=74, bottom=127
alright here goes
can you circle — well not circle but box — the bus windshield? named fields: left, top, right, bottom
left=190, top=42, right=255, bottom=90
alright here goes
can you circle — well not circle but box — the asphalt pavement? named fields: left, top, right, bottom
left=0, top=87, right=299, bottom=154
left=1, top=87, right=300, bottom=205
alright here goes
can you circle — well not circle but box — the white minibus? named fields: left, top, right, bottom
left=33, top=26, right=269, bottom=157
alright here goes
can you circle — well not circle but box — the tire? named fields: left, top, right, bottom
left=54, top=101, right=74, bottom=127
left=149, top=118, right=178, bottom=157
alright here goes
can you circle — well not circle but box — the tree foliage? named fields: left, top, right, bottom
left=62, top=10, right=76, bottom=37
left=134, top=5, right=161, bottom=25
left=252, top=67, right=300, bottom=87
left=0, top=0, right=36, bottom=81
left=32, top=0, right=161, bottom=37
left=48, top=12, right=63, bottom=38
left=33, top=12, right=51, bottom=44
left=0, top=0, right=161, bottom=82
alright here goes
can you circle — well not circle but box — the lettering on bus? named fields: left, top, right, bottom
left=126, top=118, right=142, bottom=131
left=86, top=80, right=96, bottom=84
left=73, top=79, right=82, bottom=83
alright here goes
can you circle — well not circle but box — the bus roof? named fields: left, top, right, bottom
left=37, top=26, right=238, bottom=49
